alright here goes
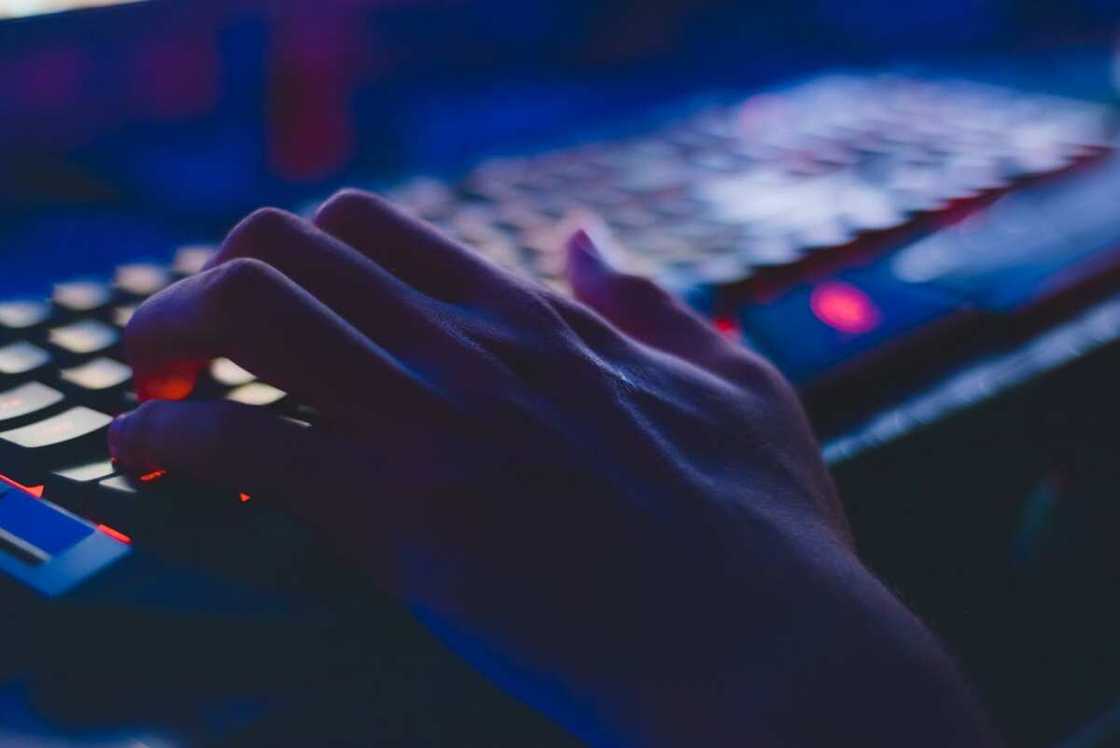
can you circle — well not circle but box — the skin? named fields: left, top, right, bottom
left=109, top=191, right=1001, bottom=746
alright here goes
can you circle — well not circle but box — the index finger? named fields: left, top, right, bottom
left=125, top=257, right=449, bottom=426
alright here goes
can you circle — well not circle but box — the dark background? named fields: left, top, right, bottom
left=2, top=3, right=1120, bottom=745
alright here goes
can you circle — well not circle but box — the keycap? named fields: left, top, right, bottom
left=48, top=320, right=119, bottom=357
left=59, top=358, right=133, bottom=410
left=0, top=342, right=51, bottom=380
left=115, top=264, right=171, bottom=298
left=53, top=281, right=113, bottom=314
left=86, top=472, right=242, bottom=537
left=172, top=245, right=216, bottom=276
left=112, top=305, right=136, bottom=328
left=83, top=475, right=163, bottom=536
left=45, top=460, right=116, bottom=515
left=210, top=358, right=255, bottom=388
left=0, top=300, right=51, bottom=335
left=0, top=382, right=64, bottom=427
left=0, top=407, right=114, bottom=485
left=60, top=358, right=132, bottom=392
left=227, top=382, right=286, bottom=407
left=53, top=460, right=116, bottom=483
left=0, top=485, right=92, bottom=564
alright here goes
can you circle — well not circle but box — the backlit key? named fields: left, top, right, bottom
left=53, top=460, right=116, bottom=483
left=227, top=382, right=286, bottom=406
left=53, top=281, right=112, bottom=314
left=0, top=342, right=51, bottom=379
left=115, top=264, right=171, bottom=298
left=172, top=245, right=216, bottom=276
left=60, top=358, right=132, bottom=392
left=48, top=320, right=119, bottom=357
left=45, top=459, right=116, bottom=514
left=1, top=407, right=113, bottom=449
left=0, top=382, right=64, bottom=427
left=210, top=358, right=255, bottom=387
left=112, top=305, right=136, bottom=328
left=0, top=407, right=114, bottom=484
left=0, top=300, right=51, bottom=334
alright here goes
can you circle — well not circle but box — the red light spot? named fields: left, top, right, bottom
left=141, top=375, right=195, bottom=401
left=0, top=473, right=44, bottom=498
left=97, top=524, right=131, bottom=545
left=139, top=469, right=168, bottom=483
left=713, top=317, right=740, bottom=338
left=810, top=282, right=881, bottom=335
left=239, top=492, right=252, bottom=503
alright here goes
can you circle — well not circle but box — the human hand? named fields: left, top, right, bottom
left=110, top=192, right=998, bottom=746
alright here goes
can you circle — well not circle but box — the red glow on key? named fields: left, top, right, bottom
left=97, top=524, right=132, bottom=545
left=141, top=375, right=195, bottom=401
left=713, top=317, right=740, bottom=338
left=139, top=469, right=168, bottom=483
left=239, top=492, right=252, bottom=503
left=809, top=282, right=881, bottom=335
left=0, top=473, right=44, bottom=498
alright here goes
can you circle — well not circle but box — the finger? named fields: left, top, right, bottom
left=566, top=229, right=730, bottom=368
left=202, top=208, right=445, bottom=358
left=125, top=257, right=446, bottom=424
left=108, top=399, right=344, bottom=501
left=313, top=189, right=516, bottom=304
left=108, top=399, right=461, bottom=579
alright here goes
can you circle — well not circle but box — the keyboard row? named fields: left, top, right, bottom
left=0, top=246, right=296, bottom=540
left=373, top=75, right=1114, bottom=294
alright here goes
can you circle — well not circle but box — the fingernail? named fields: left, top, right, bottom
left=568, top=229, right=607, bottom=267
left=107, top=412, right=132, bottom=462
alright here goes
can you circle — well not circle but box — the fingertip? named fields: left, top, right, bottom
left=107, top=411, right=131, bottom=464
left=107, top=405, right=161, bottom=473
left=132, top=361, right=204, bottom=402
left=566, top=228, right=613, bottom=293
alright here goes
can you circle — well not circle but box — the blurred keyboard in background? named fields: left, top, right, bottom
left=374, top=74, right=1119, bottom=428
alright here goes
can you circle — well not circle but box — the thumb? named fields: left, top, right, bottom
left=566, top=229, right=727, bottom=367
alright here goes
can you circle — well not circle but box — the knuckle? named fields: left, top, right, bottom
left=225, top=207, right=302, bottom=257
left=202, top=257, right=285, bottom=332
left=314, top=188, right=379, bottom=227
left=212, top=256, right=279, bottom=298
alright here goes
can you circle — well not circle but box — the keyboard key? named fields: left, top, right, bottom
left=227, top=382, right=286, bottom=407
left=0, top=382, right=64, bottom=427
left=53, top=281, right=113, bottom=314
left=0, top=407, right=114, bottom=485
left=172, top=245, right=217, bottom=276
left=45, top=460, right=116, bottom=515
left=60, top=358, right=132, bottom=392
left=115, top=264, right=171, bottom=298
left=0, top=342, right=51, bottom=380
left=98, top=475, right=139, bottom=495
left=54, top=460, right=116, bottom=483
left=0, top=300, right=51, bottom=334
left=112, top=305, right=137, bottom=328
left=0, top=486, right=92, bottom=562
left=48, top=320, right=119, bottom=357
left=86, top=472, right=242, bottom=537
left=210, top=358, right=255, bottom=387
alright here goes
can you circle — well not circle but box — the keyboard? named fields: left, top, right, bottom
left=0, top=68, right=1115, bottom=595
left=3, top=72, right=1120, bottom=746
left=372, top=74, right=1118, bottom=429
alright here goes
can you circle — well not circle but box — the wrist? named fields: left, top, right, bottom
left=604, top=547, right=1000, bottom=747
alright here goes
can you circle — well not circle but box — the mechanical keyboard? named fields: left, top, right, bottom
left=3, top=72, right=1120, bottom=745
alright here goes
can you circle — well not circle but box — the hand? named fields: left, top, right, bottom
left=110, top=192, right=999, bottom=746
